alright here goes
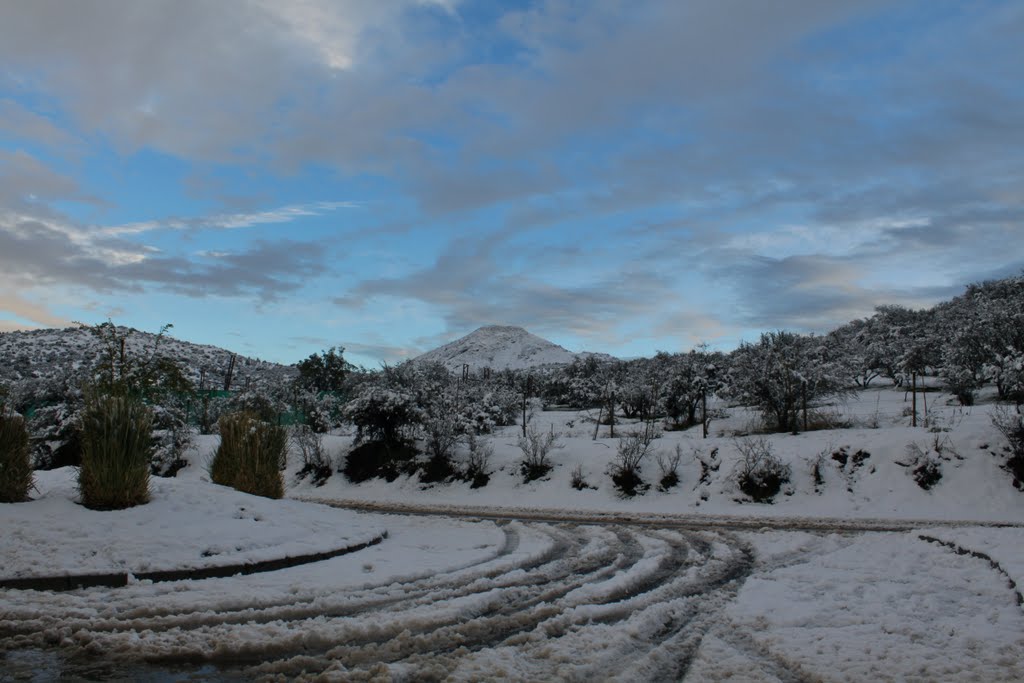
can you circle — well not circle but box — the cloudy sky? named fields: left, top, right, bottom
left=1, top=0, right=1022, bottom=366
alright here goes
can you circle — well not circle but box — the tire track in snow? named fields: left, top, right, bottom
left=2, top=523, right=758, bottom=681
left=0, top=524, right=541, bottom=641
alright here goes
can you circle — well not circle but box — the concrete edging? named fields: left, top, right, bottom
left=0, top=531, right=387, bottom=592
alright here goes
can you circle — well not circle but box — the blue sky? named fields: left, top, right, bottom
left=1, top=0, right=1022, bottom=366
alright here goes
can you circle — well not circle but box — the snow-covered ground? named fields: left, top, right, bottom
left=294, top=384, right=1024, bottom=525
left=3, top=384, right=1024, bottom=680
left=0, top=466, right=384, bottom=580
left=3, top=520, right=1022, bottom=681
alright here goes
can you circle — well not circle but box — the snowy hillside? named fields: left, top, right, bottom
left=412, top=325, right=614, bottom=372
left=0, top=325, right=294, bottom=392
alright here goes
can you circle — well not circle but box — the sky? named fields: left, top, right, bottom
left=0, top=0, right=1022, bottom=367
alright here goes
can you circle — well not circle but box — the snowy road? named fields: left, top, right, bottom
left=3, top=517, right=1024, bottom=681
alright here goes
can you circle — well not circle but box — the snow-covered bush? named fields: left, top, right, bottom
left=463, top=433, right=492, bottom=488
left=344, top=385, right=422, bottom=448
left=0, top=409, right=32, bottom=503
left=518, top=425, right=561, bottom=482
left=991, top=407, right=1024, bottom=488
left=421, top=393, right=463, bottom=463
left=210, top=412, right=286, bottom=499
left=461, top=385, right=519, bottom=434
left=570, top=462, right=593, bottom=491
left=29, top=387, right=84, bottom=469
left=902, top=443, right=943, bottom=491
left=734, top=438, right=791, bottom=502
left=609, top=423, right=659, bottom=497
left=78, top=394, right=153, bottom=510
left=900, top=436, right=957, bottom=491
left=291, top=424, right=331, bottom=486
left=223, top=386, right=287, bottom=424
left=150, top=401, right=192, bottom=477
left=656, top=445, right=682, bottom=491
left=695, top=446, right=720, bottom=487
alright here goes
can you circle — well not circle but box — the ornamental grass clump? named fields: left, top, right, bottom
left=211, top=412, right=286, bottom=499
left=0, top=412, right=32, bottom=503
left=78, top=395, right=153, bottom=510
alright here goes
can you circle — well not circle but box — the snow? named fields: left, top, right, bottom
left=294, top=385, right=1024, bottom=525
left=916, top=525, right=1024, bottom=593
left=412, top=324, right=613, bottom=372
left=3, top=385, right=1024, bottom=679
left=0, top=465, right=384, bottom=579
left=714, top=531, right=1024, bottom=682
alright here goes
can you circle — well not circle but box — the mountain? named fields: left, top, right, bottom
left=0, top=325, right=294, bottom=393
left=412, top=325, right=614, bottom=372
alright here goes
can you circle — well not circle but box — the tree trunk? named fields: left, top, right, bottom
left=701, top=391, right=708, bottom=439
left=802, top=381, right=808, bottom=432
left=911, top=371, right=917, bottom=428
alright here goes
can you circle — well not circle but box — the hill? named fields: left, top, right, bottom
left=412, top=325, right=614, bottom=372
left=0, top=325, right=294, bottom=395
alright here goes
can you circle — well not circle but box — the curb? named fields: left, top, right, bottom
left=918, top=533, right=1024, bottom=607
left=0, top=531, right=387, bottom=592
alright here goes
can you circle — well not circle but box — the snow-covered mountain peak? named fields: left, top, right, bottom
left=412, top=325, right=613, bottom=372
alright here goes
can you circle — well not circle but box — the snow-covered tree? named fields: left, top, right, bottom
left=727, top=331, right=848, bottom=433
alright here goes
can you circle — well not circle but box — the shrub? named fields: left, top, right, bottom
left=0, top=412, right=32, bottom=503
left=734, top=438, right=791, bottom=502
left=344, top=386, right=422, bottom=447
left=695, top=446, right=720, bottom=487
left=210, top=412, right=286, bottom=499
left=810, top=449, right=827, bottom=493
left=342, top=440, right=417, bottom=483
left=420, top=451, right=458, bottom=484
left=900, top=438, right=954, bottom=491
left=291, top=424, right=331, bottom=487
left=570, top=462, right=594, bottom=491
left=610, top=423, right=659, bottom=497
left=518, top=425, right=561, bottom=482
left=30, top=391, right=85, bottom=470
left=463, top=433, right=492, bottom=488
left=150, top=403, right=192, bottom=477
left=992, top=407, right=1024, bottom=488
left=656, top=445, right=682, bottom=491
left=78, top=395, right=153, bottom=510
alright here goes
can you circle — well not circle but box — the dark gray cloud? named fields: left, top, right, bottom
left=337, top=233, right=670, bottom=346
left=0, top=214, right=327, bottom=301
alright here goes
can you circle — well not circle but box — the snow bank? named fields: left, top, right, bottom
left=0, top=466, right=384, bottom=579
left=294, top=386, right=1024, bottom=525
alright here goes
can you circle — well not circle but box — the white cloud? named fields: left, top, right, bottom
left=101, top=201, right=358, bottom=237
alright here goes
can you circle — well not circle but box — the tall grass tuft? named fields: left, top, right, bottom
left=0, top=413, right=32, bottom=503
left=78, top=395, right=153, bottom=510
left=211, top=412, right=286, bottom=499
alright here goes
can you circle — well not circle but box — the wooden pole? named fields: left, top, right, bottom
left=912, top=371, right=917, bottom=428
left=922, top=374, right=928, bottom=424
left=609, top=390, right=615, bottom=439
left=802, top=380, right=808, bottom=432
left=702, top=391, right=708, bottom=439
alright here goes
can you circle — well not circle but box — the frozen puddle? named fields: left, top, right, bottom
left=2, top=519, right=1023, bottom=681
